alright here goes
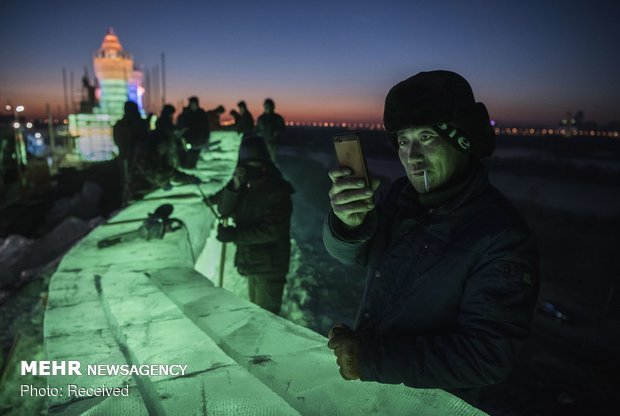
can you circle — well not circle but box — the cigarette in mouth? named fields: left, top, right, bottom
left=423, top=170, right=429, bottom=192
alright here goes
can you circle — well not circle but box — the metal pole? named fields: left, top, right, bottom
left=161, top=53, right=166, bottom=107
left=218, top=217, right=229, bottom=288
left=62, top=68, right=69, bottom=116
left=70, top=70, right=75, bottom=113
left=47, top=104, right=56, bottom=162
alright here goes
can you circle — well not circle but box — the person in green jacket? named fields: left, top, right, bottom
left=323, top=70, right=539, bottom=405
left=208, top=136, right=294, bottom=314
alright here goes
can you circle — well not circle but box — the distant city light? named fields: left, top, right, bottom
left=26, top=122, right=33, bottom=128
left=5, top=105, right=11, bottom=111
left=34, top=132, right=42, bottom=138
left=490, top=120, right=496, bottom=126
left=16, top=105, right=25, bottom=112
left=13, top=122, right=20, bottom=128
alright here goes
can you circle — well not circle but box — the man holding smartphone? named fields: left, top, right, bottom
left=323, top=70, right=539, bottom=405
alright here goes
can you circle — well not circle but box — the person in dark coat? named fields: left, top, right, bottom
left=151, top=104, right=181, bottom=168
left=207, top=136, right=294, bottom=314
left=230, top=100, right=254, bottom=137
left=113, top=101, right=148, bottom=204
left=323, top=70, right=539, bottom=405
left=177, top=96, right=210, bottom=168
left=255, top=98, right=286, bottom=162
left=113, top=101, right=148, bottom=162
left=132, top=104, right=200, bottom=193
left=206, top=105, right=226, bottom=132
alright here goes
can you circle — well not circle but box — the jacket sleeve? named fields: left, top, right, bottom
left=276, top=115, right=286, bottom=135
left=206, top=181, right=239, bottom=217
left=322, top=209, right=378, bottom=267
left=358, top=227, right=539, bottom=389
left=255, top=116, right=264, bottom=136
left=236, top=190, right=292, bottom=245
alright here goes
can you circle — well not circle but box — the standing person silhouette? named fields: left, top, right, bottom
left=256, top=98, right=286, bottom=162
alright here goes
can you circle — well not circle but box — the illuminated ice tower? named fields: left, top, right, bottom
left=93, top=28, right=134, bottom=121
left=69, top=28, right=146, bottom=161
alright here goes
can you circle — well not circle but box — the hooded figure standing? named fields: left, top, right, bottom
left=230, top=100, right=255, bottom=138
left=177, top=96, right=209, bottom=168
left=255, top=98, right=286, bottom=162
left=113, top=100, right=148, bottom=204
left=323, top=70, right=539, bottom=405
left=207, top=136, right=294, bottom=314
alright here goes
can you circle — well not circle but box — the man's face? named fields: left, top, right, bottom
left=239, top=106, right=246, bottom=115
left=189, top=102, right=198, bottom=111
left=263, top=103, right=274, bottom=114
left=397, top=126, right=469, bottom=193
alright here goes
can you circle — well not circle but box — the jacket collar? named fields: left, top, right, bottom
left=392, top=162, right=490, bottom=242
left=432, top=162, right=489, bottom=216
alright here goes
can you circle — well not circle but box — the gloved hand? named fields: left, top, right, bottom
left=327, top=323, right=361, bottom=380
left=217, top=224, right=237, bottom=243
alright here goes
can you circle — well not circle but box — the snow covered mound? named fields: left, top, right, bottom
left=44, top=132, right=485, bottom=415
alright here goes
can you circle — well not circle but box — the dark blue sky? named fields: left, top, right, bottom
left=0, top=0, right=618, bottom=125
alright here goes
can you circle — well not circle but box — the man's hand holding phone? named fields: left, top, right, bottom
left=328, top=167, right=380, bottom=229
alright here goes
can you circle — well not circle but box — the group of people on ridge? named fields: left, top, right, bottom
left=112, top=96, right=287, bottom=203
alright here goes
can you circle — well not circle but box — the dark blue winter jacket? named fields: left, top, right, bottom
left=323, top=163, right=539, bottom=390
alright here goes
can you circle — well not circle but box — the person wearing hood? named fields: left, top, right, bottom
left=323, top=70, right=539, bottom=405
left=255, top=98, right=286, bottom=162
left=177, top=96, right=209, bottom=168
left=113, top=100, right=148, bottom=204
left=206, top=136, right=294, bottom=314
left=230, top=100, right=255, bottom=137
left=113, top=100, right=148, bottom=163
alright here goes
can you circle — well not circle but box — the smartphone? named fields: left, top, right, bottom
left=333, top=132, right=370, bottom=187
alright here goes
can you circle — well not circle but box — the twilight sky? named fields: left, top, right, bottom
left=0, top=0, right=618, bottom=126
